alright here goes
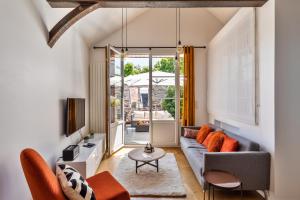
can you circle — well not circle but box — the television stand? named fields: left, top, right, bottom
left=57, top=133, right=106, bottom=178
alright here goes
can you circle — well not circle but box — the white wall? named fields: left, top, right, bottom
left=274, top=0, right=300, bottom=199
left=95, top=8, right=224, bottom=125
left=208, top=0, right=276, bottom=197
left=0, top=0, right=90, bottom=199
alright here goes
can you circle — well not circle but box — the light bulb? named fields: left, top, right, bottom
left=177, top=41, right=184, bottom=54
left=121, top=48, right=127, bottom=58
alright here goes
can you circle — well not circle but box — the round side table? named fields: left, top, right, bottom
left=204, top=170, right=243, bottom=200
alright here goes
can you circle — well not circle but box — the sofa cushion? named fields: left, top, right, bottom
left=153, top=111, right=173, bottom=120
left=224, top=131, right=260, bottom=151
left=208, top=132, right=225, bottom=152
left=144, top=111, right=150, bottom=119
left=202, top=132, right=214, bottom=148
left=196, top=124, right=212, bottom=144
left=133, top=111, right=145, bottom=119
left=221, top=135, right=239, bottom=152
left=183, top=128, right=198, bottom=139
left=180, top=136, right=206, bottom=149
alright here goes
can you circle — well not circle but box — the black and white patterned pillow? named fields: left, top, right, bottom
left=57, top=164, right=96, bottom=200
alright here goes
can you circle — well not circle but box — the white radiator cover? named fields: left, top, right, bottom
left=90, top=49, right=106, bottom=133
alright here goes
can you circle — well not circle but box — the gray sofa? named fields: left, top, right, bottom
left=180, top=125, right=270, bottom=193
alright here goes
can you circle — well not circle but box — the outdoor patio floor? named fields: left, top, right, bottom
left=125, top=125, right=150, bottom=145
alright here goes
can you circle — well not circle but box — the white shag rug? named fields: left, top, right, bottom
left=114, top=153, right=186, bottom=197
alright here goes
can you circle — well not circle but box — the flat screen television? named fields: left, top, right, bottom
left=66, top=98, right=85, bottom=136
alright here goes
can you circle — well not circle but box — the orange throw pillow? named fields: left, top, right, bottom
left=196, top=124, right=212, bottom=144
left=221, top=135, right=239, bottom=152
left=207, top=131, right=225, bottom=152
left=202, top=132, right=214, bottom=148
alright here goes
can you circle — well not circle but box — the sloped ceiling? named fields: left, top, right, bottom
left=74, top=8, right=149, bottom=46
left=206, top=8, right=239, bottom=24
left=65, top=8, right=238, bottom=46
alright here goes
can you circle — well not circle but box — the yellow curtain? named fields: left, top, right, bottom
left=182, top=46, right=195, bottom=126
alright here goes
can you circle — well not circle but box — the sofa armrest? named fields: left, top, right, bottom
left=203, top=152, right=271, bottom=190
left=180, top=126, right=201, bottom=136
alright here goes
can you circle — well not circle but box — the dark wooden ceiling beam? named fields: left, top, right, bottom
left=48, top=3, right=102, bottom=47
left=47, top=0, right=268, bottom=47
left=47, top=0, right=268, bottom=8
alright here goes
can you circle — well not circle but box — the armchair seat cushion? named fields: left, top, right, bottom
left=87, top=171, right=130, bottom=200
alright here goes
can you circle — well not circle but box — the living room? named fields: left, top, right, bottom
left=0, top=0, right=299, bottom=200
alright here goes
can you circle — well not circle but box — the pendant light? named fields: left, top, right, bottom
left=125, top=8, right=128, bottom=53
left=177, top=8, right=184, bottom=54
left=175, top=8, right=178, bottom=60
left=121, top=8, right=126, bottom=57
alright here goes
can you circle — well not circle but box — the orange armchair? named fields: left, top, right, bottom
left=20, top=148, right=130, bottom=200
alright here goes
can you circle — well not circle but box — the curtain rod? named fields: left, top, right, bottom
left=93, top=46, right=206, bottom=49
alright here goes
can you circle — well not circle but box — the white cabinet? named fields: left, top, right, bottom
left=57, top=133, right=106, bottom=178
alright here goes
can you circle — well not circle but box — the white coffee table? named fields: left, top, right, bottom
left=128, top=148, right=166, bottom=173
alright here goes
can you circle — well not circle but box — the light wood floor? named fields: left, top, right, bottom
left=97, top=147, right=264, bottom=200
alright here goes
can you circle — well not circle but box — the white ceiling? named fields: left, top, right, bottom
left=74, top=8, right=149, bottom=46
left=69, top=8, right=238, bottom=46
left=206, top=8, right=239, bottom=24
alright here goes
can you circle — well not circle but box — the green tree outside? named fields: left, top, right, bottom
left=124, top=63, right=134, bottom=77
left=125, top=57, right=183, bottom=76
left=154, top=57, right=184, bottom=75
left=124, top=63, right=149, bottom=77
left=161, top=86, right=184, bottom=118
left=154, top=58, right=176, bottom=73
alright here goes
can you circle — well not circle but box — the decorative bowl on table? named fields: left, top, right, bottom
left=144, top=143, right=154, bottom=153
